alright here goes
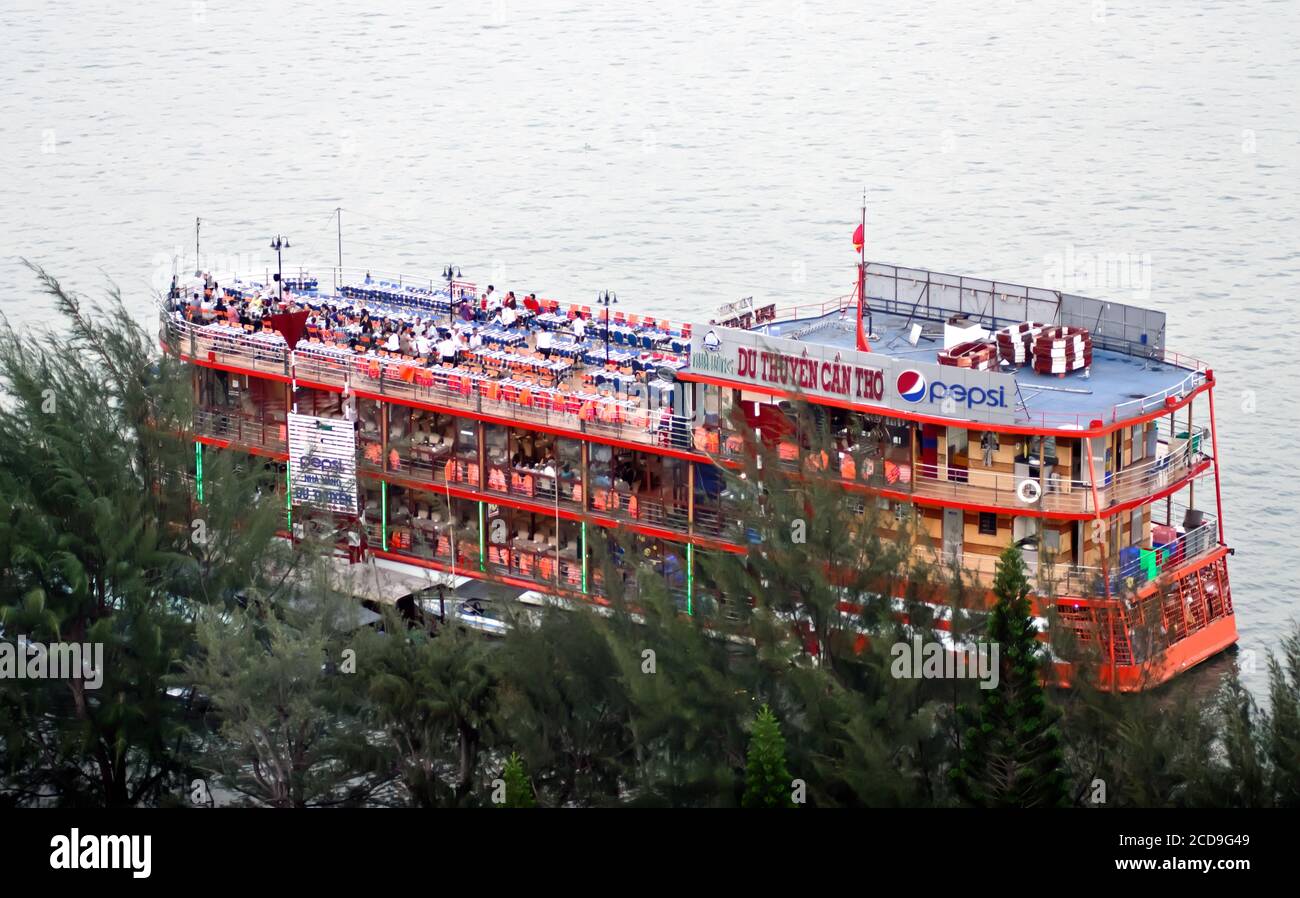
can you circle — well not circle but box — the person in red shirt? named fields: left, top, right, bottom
left=523, top=293, right=541, bottom=314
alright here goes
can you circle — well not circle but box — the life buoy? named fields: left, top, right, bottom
left=937, top=340, right=998, bottom=371
left=1017, top=478, right=1043, bottom=504
left=1031, top=325, right=1093, bottom=375
left=994, top=321, right=1046, bottom=366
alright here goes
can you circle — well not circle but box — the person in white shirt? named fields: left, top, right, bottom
left=385, top=331, right=401, bottom=353
left=572, top=313, right=586, bottom=341
left=468, top=328, right=483, bottom=351
left=499, top=305, right=517, bottom=328
left=438, top=336, right=457, bottom=365
left=536, top=328, right=554, bottom=359
left=415, top=331, right=433, bottom=358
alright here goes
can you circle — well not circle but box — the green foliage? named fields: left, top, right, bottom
left=368, top=621, right=497, bottom=806
left=742, top=705, right=794, bottom=807
left=181, top=585, right=388, bottom=807
left=0, top=267, right=201, bottom=806
left=494, top=606, right=635, bottom=806
left=499, top=753, right=536, bottom=808
left=950, top=544, right=1070, bottom=807
left=1264, top=628, right=1300, bottom=806
left=5, top=267, right=1300, bottom=810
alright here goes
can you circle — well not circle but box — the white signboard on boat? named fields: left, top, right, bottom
left=288, top=413, right=358, bottom=514
left=684, top=321, right=1018, bottom=424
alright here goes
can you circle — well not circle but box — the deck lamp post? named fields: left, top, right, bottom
left=597, top=290, right=617, bottom=365
left=443, top=264, right=462, bottom=329
left=270, top=235, right=290, bottom=301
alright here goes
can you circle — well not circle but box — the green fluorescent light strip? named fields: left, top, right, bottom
left=381, top=481, right=388, bottom=551
left=195, top=442, right=203, bottom=503
left=686, top=542, right=694, bottom=616
left=478, top=503, right=486, bottom=572
left=285, top=466, right=291, bottom=530
left=581, top=522, right=588, bottom=594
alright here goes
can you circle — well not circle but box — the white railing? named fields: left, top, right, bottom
left=163, top=310, right=696, bottom=453
left=927, top=514, right=1219, bottom=598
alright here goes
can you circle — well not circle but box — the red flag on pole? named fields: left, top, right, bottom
left=854, top=210, right=869, bottom=351
left=856, top=269, right=870, bottom=353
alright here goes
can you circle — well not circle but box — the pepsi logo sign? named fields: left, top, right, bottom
left=897, top=369, right=927, bottom=403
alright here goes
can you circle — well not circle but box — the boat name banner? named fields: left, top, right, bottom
left=685, top=322, right=1017, bottom=424
left=288, top=413, right=359, bottom=514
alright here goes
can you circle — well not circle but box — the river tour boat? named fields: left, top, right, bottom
left=160, top=226, right=1237, bottom=690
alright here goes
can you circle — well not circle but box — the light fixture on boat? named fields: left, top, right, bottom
left=270, top=235, right=290, bottom=300
left=443, top=264, right=461, bottom=327
left=597, top=290, right=618, bottom=365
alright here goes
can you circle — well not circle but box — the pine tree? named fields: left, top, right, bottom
left=950, top=544, right=1070, bottom=807
left=500, top=753, right=536, bottom=807
left=742, top=705, right=795, bottom=808
left=184, top=584, right=390, bottom=808
left=0, top=267, right=212, bottom=806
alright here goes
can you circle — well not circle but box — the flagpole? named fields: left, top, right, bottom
left=859, top=196, right=866, bottom=309
left=856, top=192, right=870, bottom=353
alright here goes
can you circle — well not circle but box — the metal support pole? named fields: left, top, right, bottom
left=1207, top=377, right=1227, bottom=546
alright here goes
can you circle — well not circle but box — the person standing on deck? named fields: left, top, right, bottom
left=414, top=328, right=433, bottom=359
left=438, top=334, right=457, bottom=366
left=572, top=312, right=587, bottom=342
left=536, top=327, right=554, bottom=360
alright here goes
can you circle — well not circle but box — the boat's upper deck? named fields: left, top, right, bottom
left=168, top=260, right=1209, bottom=434
left=761, top=306, right=1203, bottom=427
left=683, top=261, right=1208, bottom=429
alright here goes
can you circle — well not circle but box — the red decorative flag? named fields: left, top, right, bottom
left=266, top=309, right=310, bottom=350
left=852, top=223, right=864, bottom=253
left=856, top=284, right=871, bottom=353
